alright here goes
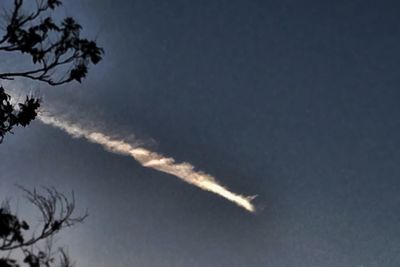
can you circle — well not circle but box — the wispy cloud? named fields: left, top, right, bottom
left=38, top=113, right=256, bottom=212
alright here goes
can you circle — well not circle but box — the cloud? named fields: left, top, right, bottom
left=38, top=113, right=256, bottom=212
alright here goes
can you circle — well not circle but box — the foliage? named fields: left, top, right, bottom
left=0, top=87, right=40, bottom=142
left=0, top=187, right=86, bottom=267
left=0, top=0, right=103, bottom=143
left=0, top=0, right=102, bottom=266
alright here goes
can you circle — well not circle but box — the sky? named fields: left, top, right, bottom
left=1, top=0, right=400, bottom=266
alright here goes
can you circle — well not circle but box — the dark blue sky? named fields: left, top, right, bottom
left=1, top=0, right=400, bottom=266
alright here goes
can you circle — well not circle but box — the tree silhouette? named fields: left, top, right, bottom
left=0, top=187, right=87, bottom=267
left=0, top=0, right=103, bottom=143
left=1, top=0, right=103, bottom=266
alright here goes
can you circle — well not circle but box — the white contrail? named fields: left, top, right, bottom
left=38, top=113, right=256, bottom=212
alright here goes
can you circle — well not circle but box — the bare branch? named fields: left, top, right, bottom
left=0, top=186, right=87, bottom=251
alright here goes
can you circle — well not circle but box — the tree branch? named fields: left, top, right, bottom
left=0, top=186, right=87, bottom=251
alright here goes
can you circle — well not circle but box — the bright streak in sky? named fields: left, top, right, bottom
left=38, top=113, right=256, bottom=212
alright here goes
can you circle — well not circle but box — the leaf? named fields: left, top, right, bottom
left=21, top=220, right=30, bottom=230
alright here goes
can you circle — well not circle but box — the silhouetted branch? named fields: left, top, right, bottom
left=0, top=0, right=103, bottom=86
left=0, top=186, right=87, bottom=251
left=0, top=86, right=40, bottom=143
left=0, top=0, right=103, bottom=143
left=59, top=249, right=75, bottom=267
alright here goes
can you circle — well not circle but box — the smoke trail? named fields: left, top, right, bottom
left=38, top=113, right=256, bottom=212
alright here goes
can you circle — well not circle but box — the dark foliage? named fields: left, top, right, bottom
left=0, top=0, right=103, bottom=143
left=0, top=187, right=86, bottom=267
left=0, top=87, right=40, bottom=142
left=0, top=1, right=102, bottom=266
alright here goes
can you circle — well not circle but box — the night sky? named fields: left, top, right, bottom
left=1, top=0, right=400, bottom=266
